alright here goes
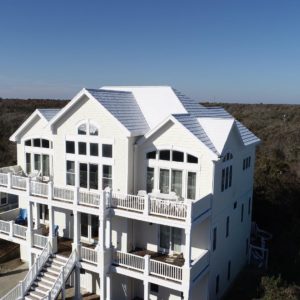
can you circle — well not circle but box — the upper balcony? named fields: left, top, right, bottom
left=0, top=166, right=212, bottom=227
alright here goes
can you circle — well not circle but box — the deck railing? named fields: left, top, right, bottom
left=53, top=186, right=74, bottom=202
left=0, top=173, right=8, bottom=186
left=113, top=251, right=145, bottom=272
left=0, top=220, right=11, bottom=234
left=13, top=224, right=27, bottom=239
left=79, top=190, right=100, bottom=207
left=33, top=233, right=48, bottom=248
left=81, top=246, right=98, bottom=264
left=150, top=198, right=187, bottom=219
left=30, top=181, right=48, bottom=197
left=111, top=193, right=145, bottom=212
left=149, top=259, right=183, bottom=282
left=11, top=175, right=27, bottom=190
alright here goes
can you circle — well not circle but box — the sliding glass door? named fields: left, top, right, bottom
left=159, top=225, right=182, bottom=253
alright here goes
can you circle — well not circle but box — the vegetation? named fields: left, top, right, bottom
left=0, top=99, right=299, bottom=298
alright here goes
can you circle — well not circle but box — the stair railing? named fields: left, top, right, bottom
left=0, top=241, right=52, bottom=300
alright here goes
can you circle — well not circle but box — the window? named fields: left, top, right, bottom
left=26, top=153, right=31, bottom=174
left=226, top=216, right=230, bottom=238
left=42, top=139, right=49, bottom=148
left=25, top=139, right=31, bottom=146
left=159, top=150, right=170, bottom=161
left=79, top=142, right=87, bottom=155
left=33, top=138, right=41, bottom=147
left=102, top=144, right=112, bottom=158
left=243, top=156, right=251, bottom=170
left=187, top=154, right=198, bottom=164
left=66, top=141, right=75, bottom=154
left=78, top=123, right=87, bottom=135
left=102, top=165, right=112, bottom=189
left=241, top=204, right=244, bottom=222
left=213, top=227, right=217, bottom=251
left=227, top=261, right=231, bottom=280
left=150, top=283, right=159, bottom=293
left=89, top=124, right=98, bottom=136
left=233, top=201, right=237, bottom=209
left=146, top=167, right=154, bottom=193
left=42, top=155, right=50, bottom=176
left=159, top=169, right=170, bottom=194
left=146, top=151, right=156, bottom=159
left=80, top=163, right=88, bottom=188
left=172, top=151, right=184, bottom=162
left=187, top=172, right=196, bottom=199
left=248, top=198, right=251, bottom=215
left=89, top=164, right=98, bottom=189
left=216, top=275, right=220, bottom=294
left=90, top=143, right=99, bottom=156
left=66, top=161, right=75, bottom=186
left=91, top=215, right=99, bottom=240
left=34, top=154, right=41, bottom=171
left=159, top=225, right=181, bottom=253
left=81, top=213, right=88, bottom=237
left=221, top=165, right=233, bottom=192
left=0, top=193, right=8, bottom=206
left=171, top=170, right=182, bottom=196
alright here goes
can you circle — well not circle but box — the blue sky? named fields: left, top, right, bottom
left=0, top=0, right=300, bottom=103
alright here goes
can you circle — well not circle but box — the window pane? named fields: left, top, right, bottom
left=91, top=215, right=99, bottom=239
left=79, top=142, right=87, bottom=155
left=171, top=170, right=182, bottom=196
left=187, top=154, right=198, bottom=164
left=81, top=213, right=88, bottom=237
left=80, top=163, right=88, bottom=188
left=172, top=151, right=184, bottom=162
left=187, top=172, right=196, bottom=199
left=66, top=161, right=75, bottom=186
left=171, top=227, right=181, bottom=252
left=102, top=165, right=112, bottom=189
left=159, top=150, right=170, bottom=161
left=159, top=225, right=170, bottom=251
left=146, top=151, right=156, bottom=159
left=90, top=143, right=99, bottom=156
left=89, top=164, right=98, bottom=189
left=78, top=123, right=87, bottom=135
left=67, top=160, right=75, bottom=172
left=34, top=154, right=41, bottom=171
left=42, top=139, right=49, bottom=148
left=26, top=153, right=31, bottom=174
left=25, top=140, right=31, bottom=146
left=42, top=155, right=50, bottom=176
left=33, top=139, right=41, bottom=147
left=89, top=124, right=98, bottom=136
left=102, top=144, right=112, bottom=158
left=66, top=141, right=75, bottom=154
left=146, top=167, right=154, bottom=193
left=159, top=169, right=169, bottom=194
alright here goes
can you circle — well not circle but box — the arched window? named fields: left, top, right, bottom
left=89, top=124, right=98, bottom=136
left=78, top=123, right=87, bottom=135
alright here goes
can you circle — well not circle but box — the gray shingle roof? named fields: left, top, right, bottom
left=86, top=89, right=150, bottom=134
left=38, top=109, right=61, bottom=121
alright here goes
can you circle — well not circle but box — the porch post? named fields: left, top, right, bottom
left=35, top=203, right=40, bottom=230
left=105, top=218, right=111, bottom=249
left=27, top=201, right=33, bottom=257
left=73, top=211, right=81, bottom=257
left=184, top=226, right=191, bottom=268
left=106, top=273, right=111, bottom=300
left=49, top=205, right=57, bottom=253
left=143, top=280, right=149, bottom=300
left=74, top=265, right=82, bottom=299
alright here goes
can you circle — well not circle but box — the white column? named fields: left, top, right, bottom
left=144, top=194, right=150, bottom=216
left=105, top=218, right=111, bottom=249
left=7, top=172, right=12, bottom=189
left=143, top=281, right=149, bottom=300
left=100, top=274, right=105, bottom=300
left=72, top=211, right=81, bottom=256
left=35, top=203, right=40, bottom=230
left=49, top=205, right=57, bottom=253
left=106, top=274, right=111, bottom=300
left=184, top=227, right=191, bottom=267
left=74, top=266, right=82, bottom=299
left=27, top=201, right=33, bottom=246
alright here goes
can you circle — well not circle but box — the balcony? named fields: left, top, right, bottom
left=0, top=166, right=212, bottom=225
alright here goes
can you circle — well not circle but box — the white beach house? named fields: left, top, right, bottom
left=0, top=86, right=260, bottom=300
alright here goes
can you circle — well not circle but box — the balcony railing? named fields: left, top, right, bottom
left=112, top=250, right=183, bottom=282
left=33, top=233, right=48, bottom=249
left=13, top=224, right=27, bottom=239
left=0, top=168, right=212, bottom=223
left=81, top=246, right=98, bottom=264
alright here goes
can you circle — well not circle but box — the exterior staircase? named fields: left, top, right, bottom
left=25, top=255, right=68, bottom=300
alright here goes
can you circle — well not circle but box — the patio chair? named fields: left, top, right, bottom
left=15, top=208, right=27, bottom=225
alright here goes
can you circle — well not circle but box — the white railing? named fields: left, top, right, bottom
left=79, top=190, right=100, bottom=207
left=150, top=259, right=183, bottom=282
left=0, top=173, right=8, bottom=186
left=11, top=175, right=27, bottom=190
left=53, top=186, right=74, bottom=202
left=113, top=251, right=145, bottom=272
left=30, top=181, right=48, bottom=197
left=150, top=198, right=187, bottom=219
left=47, top=250, right=77, bottom=300
left=33, top=233, right=48, bottom=248
left=190, top=250, right=209, bottom=282
left=1, top=242, right=52, bottom=300
left=81, top=246, right=98, bottom=264
left=13, top=224, right=27, bottom=239
left=111, top=193, right=144, bottom=212
left=0, top=220, right=10, bottom=234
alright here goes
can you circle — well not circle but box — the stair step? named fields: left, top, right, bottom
left=34, top=284, right=49, bottom=294
left=37, top=280, right=53, bottom=290
left=28, top=290, right=47, bottom=298
left=42, top=269, right=60, bottom=278
left=25, top=295, right=41, bottom=300
left=43, top=272, right=58, bottom=281
left=54, top=255, right=68, bottom=263
left=38, top=276, right=56, bottom=285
